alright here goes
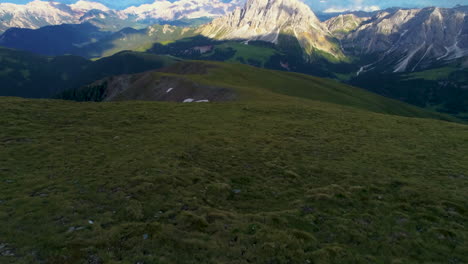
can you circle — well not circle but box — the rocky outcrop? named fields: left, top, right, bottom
left=80, top=63, right=236, bottom=102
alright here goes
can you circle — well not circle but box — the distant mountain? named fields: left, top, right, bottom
left=0, top=0, right=80, bottom=33
left=0, top=0, right=240, bottom=34
left=0, top=47, right=179, bottom=98
left=74, top=24, right=196, bottom=58
left=343, top=6, right=468, bottom=73
left=198, top=0, right=344, bottom=60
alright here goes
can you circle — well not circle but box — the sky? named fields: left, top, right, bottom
left=1, top=0, right=467, bottom=11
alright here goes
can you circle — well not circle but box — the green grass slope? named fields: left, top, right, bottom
left=196, top=62, right=455, bottom=120
left=0, top=96, right=467, bottom=263
left=69, top=61, right=454, bottom=121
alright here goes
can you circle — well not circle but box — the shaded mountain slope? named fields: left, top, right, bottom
left=0, top=47, right=179, bottom=98
left=0, top=23, right=110, bottom=56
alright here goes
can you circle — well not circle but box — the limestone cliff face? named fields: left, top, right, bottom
left=344, top=7, right=468, bottom=72
left=198, top=0, right=343, bottom=58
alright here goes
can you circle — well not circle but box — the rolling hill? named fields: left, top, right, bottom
left=58, top=60, right=456, bottom=122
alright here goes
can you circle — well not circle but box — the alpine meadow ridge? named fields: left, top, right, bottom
left=0, top=0, right=467, bottom=263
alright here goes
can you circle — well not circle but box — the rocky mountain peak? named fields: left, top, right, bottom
left=198, top=0, right=343, bottom=58
left=241, top=0, right=322, bottom=25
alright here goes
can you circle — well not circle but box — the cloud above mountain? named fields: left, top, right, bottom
left=2, top=0, right=467, bottom=11
left=306, top=0, right=467, bottom=12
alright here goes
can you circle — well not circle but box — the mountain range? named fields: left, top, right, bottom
left=0, top=0, right=240, bottom=33
left=1, top=0, right=467, bottom=73
left=340, top=6, right=468, bottom=73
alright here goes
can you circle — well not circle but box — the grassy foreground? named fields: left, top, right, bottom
left=0, top=96, right=467, bottom=263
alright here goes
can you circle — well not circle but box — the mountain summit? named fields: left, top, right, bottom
left=198, top=0, right=343, bottom=59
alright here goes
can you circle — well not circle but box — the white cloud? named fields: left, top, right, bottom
left=323, top=0, right=380, bottom=13
left=323, top=7, right=349, bottom=13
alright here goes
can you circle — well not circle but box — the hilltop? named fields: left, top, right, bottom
left=58, top=60, right=455, bottom=121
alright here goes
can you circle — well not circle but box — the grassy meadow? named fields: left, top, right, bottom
left=1, top=89, right=467, bottom=263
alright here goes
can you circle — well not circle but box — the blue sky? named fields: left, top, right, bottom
left=1, top=0, right=467, bottom=11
